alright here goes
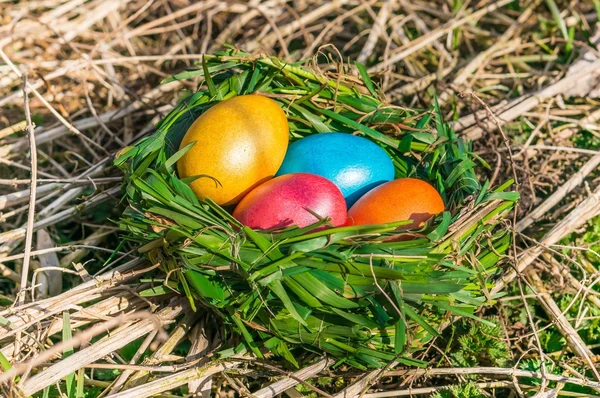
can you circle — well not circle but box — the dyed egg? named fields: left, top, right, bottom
left=233, top=173, right=347, bottom=230
left=347, top=178, right=444, bottom=228
left=276, top=133, right=395, bottom=206
left=177, top=95, right=289, bottom=206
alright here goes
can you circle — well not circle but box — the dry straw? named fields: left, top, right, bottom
left=1, top=0, right=599, bottom=397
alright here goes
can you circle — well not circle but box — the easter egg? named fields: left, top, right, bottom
left=347, top=178, right=444, bottom=228
left=276, top=133, right=395, bottom=206
left=177, top=95, right=289, bottom=206
left=232, top=173, right=347, bottom=230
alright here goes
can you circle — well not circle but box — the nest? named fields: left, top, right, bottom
left=115, top=48, right=518, bottom=370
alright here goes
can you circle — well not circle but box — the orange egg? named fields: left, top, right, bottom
left=177, top=95, right=289, bottom=206
left=347, top=178, right=444, bottom=228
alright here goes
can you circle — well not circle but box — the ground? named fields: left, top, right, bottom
left=1, top=0, right=600, bottom=397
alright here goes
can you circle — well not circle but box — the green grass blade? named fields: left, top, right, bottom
left=76, top=368, right=85, bottom=398
left=354, top=61, right=377, bottom=96
left=269, top=280, right=308, bottom=326
left=289, top=102, right=331, bottom=133
left=331, top=308, right=380, bottom=329
left=545, top=0, right=568, bottom=40
left=62, top=311, right=75, bottom=398
left=304, top=102, right=400, bottom=148
left=0, top=315, right=16, bottom=330
left=292, top=273, right=359, bottom=309
left=185, top=270, right=225, bottom=302
left=229, top=309, right=265, bottom=359
left=0, top=351, right=11, bottom=371
left=139, top=285, right=172, bottom=297
left=202, top=55, right=219, bottom=99
left=244, top=227, right=284, bottom=261
left=404, top=305, right=439, bottom=337
left=163, top=142, right=194, bottom=172
left=436, top=302, right=496, bottom=327
left=283, top=278, right=323, bottom=308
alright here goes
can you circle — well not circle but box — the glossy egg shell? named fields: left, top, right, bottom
left=232, top=173, right=347, bottom=230
left=177, top=95, right=289, bottom=206
left=276, top=133, right=395, bottom=206
left=347, top=178, right=444, bottom=228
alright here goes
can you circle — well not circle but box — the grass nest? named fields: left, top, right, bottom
left=114, top=48, right=518, bottom=370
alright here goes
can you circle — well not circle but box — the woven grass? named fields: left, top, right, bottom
left=114, top=48, right=518, bottom=370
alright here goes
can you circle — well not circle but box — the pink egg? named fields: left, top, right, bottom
left=232, top=173, right=347, bottom=230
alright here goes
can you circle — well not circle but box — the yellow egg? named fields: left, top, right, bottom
left=177, top=95, right=289, bottom=206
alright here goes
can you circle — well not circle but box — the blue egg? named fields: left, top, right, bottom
left=276, top=133, right=395, bottom=206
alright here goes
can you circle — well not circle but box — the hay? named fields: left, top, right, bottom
left=1, top=0, right=600, bottom=396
